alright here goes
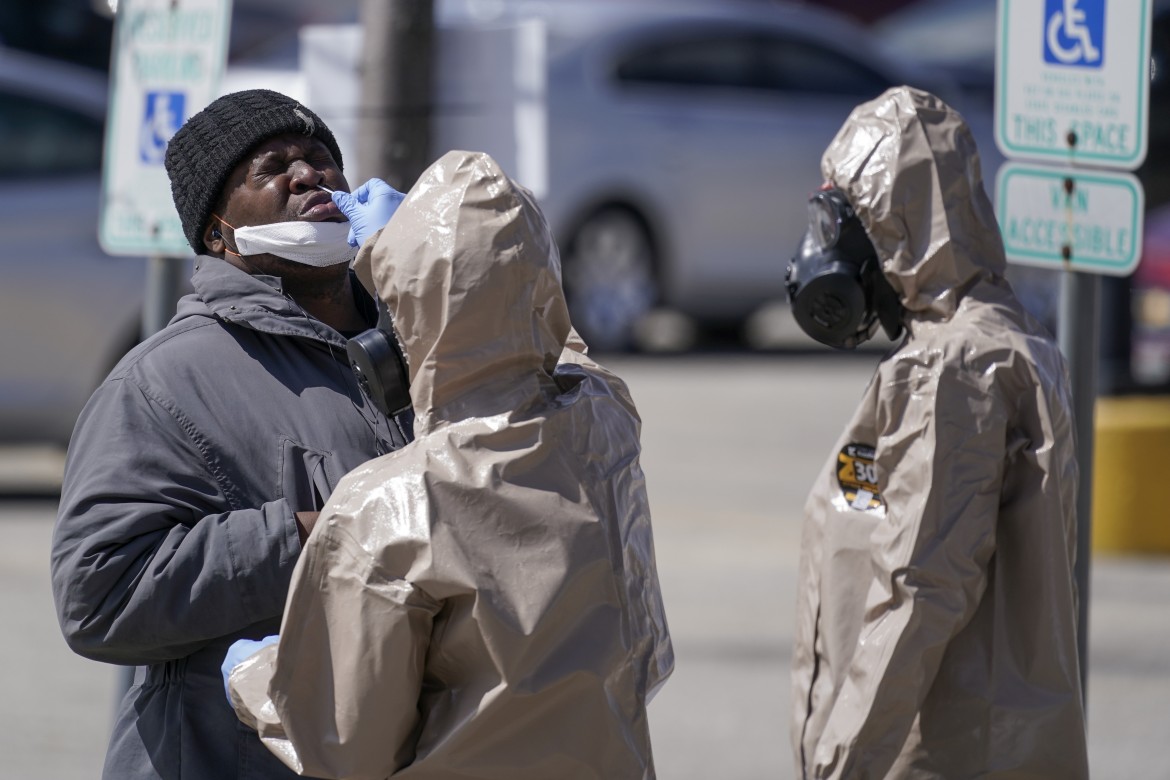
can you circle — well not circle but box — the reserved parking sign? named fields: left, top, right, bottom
left=995, top=0, right=1151, bottom=169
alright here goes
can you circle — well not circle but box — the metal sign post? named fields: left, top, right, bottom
left=1059, top=265, right=1100, bottom=699
left=995, top=0, right=1152, bottom=701
left=100, top=0, right=233, bottom=337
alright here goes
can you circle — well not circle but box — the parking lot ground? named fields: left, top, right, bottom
left=2, top=355, right=1169, bottom=779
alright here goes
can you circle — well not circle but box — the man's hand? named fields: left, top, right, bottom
left=221, top=635, right=279, bottom=704
left=294, top=511, right=320, bottom=545
left=332, top=179, right=406, bottom=248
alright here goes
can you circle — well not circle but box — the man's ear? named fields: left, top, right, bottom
left=201, top=221, right=225, bottom=257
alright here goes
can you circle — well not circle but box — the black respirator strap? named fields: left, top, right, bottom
left=870, top=263, right=905, bottom=342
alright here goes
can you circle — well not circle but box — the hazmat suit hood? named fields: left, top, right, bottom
left=790, top=87, right=1086, bottom=779
left=822, top=86, right=1008, bottom=321
left=354, top=151, right=572, bottom=431
left=228, top=150, right=673, bottom=780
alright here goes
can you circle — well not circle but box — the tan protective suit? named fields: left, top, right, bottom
left=228, top=150, right=673, bottom=779
left=790, top=87, right=1088, bottom=779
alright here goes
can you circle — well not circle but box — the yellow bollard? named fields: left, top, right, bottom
left=1092, top=396, right=1170, bottom=554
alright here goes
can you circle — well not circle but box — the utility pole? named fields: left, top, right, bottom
left=357, top=0, right=435, bottom=191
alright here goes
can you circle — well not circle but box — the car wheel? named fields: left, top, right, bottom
left=562, top=207, right=658, bottom=352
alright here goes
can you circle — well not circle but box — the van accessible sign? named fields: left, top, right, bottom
left=100, top=0, right=232, bottom=256
left=996, top=162, right=1143, bottom=275
left=995, top=0, right=1151, bottom=170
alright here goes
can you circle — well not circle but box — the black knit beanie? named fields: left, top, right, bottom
left=164, top=89, right=344, bottom=253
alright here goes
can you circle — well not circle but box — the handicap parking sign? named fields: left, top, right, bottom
left=997, top=0, right=1149, bottom=168
left=138, top=91, right=185, bottom=165
left=1044, top=0, right=1105, bottom=68
left=101, top=0, right=230, bottom=257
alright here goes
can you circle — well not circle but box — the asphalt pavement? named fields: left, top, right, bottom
left=2, top=354, right=1169, bottom=779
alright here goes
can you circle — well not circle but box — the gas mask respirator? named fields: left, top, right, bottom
left=785, top=187, right=904, bottom=350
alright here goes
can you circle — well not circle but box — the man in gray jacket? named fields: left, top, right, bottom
left=50, top=89, right=410, bottom=779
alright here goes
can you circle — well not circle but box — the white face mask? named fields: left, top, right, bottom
left=232, top=221, right=357, bottom=267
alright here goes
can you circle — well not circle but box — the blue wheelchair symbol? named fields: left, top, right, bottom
left=1044, top=0, right=1105, bottom=68
left=139, top=91, right=185, bottom=165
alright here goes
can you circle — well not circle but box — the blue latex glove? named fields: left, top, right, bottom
left=332, top=178, right=406, bottom=248
left=221, top=635, right=280, bottom=704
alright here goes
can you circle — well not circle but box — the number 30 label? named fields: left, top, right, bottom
left=837, top=443, right=884, bottom=512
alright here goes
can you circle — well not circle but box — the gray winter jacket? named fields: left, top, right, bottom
left=51, top=258, right=410, bottom=779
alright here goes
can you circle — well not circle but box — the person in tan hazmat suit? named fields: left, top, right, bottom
left=784, top=86, right=1088, bottom=779
left=220, top=149, right=674, bottom=779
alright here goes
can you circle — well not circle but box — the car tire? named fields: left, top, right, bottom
left=562, top=207, right=658, bottom=352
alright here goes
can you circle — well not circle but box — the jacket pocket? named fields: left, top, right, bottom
left=277, top=438, right=334, bottom=514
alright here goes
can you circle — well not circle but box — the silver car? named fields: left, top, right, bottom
left=0, top=48, right=159, bottom=444
left=536, top=2, right=962, bottom=349
left=425, top=0, right=974, bottom=350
